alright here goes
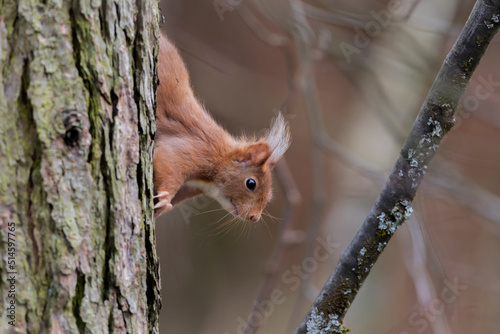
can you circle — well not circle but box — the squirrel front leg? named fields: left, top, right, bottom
left=153, top=146, right=185, bottom=217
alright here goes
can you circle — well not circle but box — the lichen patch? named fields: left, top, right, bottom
left=306, top=308, right=351, bottom=334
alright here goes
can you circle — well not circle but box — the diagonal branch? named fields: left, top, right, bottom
left=296, top=1, right=500, bottom=333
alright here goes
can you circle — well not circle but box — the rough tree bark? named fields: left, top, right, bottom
left=0, top=0, right=160, bottom=333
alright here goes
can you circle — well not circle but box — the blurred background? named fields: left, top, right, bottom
left=155, top=0, right=500, bottom=333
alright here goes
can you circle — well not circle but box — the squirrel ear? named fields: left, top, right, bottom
left=265, top=113, right=291, bottom=168
left=236, top=142, right=271, bottom=166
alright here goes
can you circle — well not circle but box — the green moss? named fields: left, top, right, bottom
left=461, top=57, right=473, bottom=74
left=476, top=35, right=484, bottom=46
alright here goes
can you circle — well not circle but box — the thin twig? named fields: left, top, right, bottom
left=403, top=0, right=424, bottom=21
left=296, top=1, right=500, bottom=332
left=400, top=214, right=452, bottom=334
left=287, top=0, right=333, bottom=320
left=243, top=158, right=302, bottom=334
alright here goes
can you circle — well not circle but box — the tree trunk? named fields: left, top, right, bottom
left=0, top=1, right=161, bottom=333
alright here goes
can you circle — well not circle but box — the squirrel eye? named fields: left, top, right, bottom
left=246, top=178, right=257, bottom=191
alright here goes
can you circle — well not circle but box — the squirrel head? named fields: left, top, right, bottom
left=213, top=114, right=291, bottom=222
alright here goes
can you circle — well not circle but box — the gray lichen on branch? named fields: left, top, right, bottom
left=306, top=308, right=350, bottom=334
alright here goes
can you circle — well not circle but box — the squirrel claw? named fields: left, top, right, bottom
left=154, top=191, right=170, bottom=199
left=154, top=200, right=172, bottom=210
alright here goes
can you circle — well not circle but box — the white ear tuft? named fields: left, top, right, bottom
left=265, top=113, right=291, bottom=166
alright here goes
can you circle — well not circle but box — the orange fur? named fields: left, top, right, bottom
left=154, top=34, right=290, bottom=221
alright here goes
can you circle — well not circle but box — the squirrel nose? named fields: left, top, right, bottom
left=249, top=212, right=261, bottom=222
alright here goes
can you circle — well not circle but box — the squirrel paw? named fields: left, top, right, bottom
left=154, top=191, right=173, bottom=217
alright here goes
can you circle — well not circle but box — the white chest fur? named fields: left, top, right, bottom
left=184, top=180, right=234, bottom=213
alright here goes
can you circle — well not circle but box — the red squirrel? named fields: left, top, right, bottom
left=153, top=34, right=290, bottom=221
